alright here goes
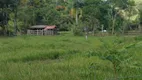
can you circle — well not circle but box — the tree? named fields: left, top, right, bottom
left=72, top=0, right=84, bottom=25
left=0, top=0, right=16, bottom=35
left=82, top=0, right=108, bottom=35
left=0, top=0, right=141, bottom=35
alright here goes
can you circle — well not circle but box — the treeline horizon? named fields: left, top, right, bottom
left=0, top=0, right=142, bottom=36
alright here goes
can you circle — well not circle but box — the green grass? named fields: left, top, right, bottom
left=0, top=35, right=142, bottom=80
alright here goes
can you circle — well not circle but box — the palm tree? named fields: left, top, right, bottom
left=71, top=0, right=84, bottom=25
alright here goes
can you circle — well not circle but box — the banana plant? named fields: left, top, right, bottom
left=98, top=38, right=140, bottom=80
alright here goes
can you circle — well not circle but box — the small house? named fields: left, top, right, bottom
left=27, top=25, right=58, bottom=35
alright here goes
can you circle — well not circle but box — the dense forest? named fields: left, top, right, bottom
left=0, top=0, right=142, bottom=36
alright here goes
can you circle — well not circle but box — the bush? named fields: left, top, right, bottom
left=72, top=24, right=84, bottom=36
left=135, top=36, right=142, bottom=41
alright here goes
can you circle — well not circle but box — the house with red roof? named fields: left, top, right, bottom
left=27, top=25, right=58, bottom=35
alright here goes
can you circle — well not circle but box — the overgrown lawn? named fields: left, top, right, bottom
left=0, top=35, right=142, bottom=80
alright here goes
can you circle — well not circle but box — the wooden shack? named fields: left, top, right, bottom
left=27, top=25, right=57, bottom=35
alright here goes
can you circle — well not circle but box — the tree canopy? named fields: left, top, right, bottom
left=0, top=0, right=142, bottom=36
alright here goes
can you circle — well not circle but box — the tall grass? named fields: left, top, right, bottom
left=0, top=35, right=141, bottom=80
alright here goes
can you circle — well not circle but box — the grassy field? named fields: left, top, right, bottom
left=0, top=35, right=142, bottom=80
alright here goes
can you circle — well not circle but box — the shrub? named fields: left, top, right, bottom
left=135, top=36, right=142, bottom=41
left=73, top=27, right=84, bottom=36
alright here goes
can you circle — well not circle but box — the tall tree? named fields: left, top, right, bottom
left=0, top=0, right=15, bottom=35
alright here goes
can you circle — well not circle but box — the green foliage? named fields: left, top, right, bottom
left=8, top=13, right=24, bottom=32
left=97, top=37, right=142, bottom=79
left=0, top=35, right=141, bottom=80
left=72, top=22, right=85, bottom=36
left=1, top=0, right=142, bottom=35
left=135, top=36, right=142, bottom=41
left=73, top=27, right=83, bottom=36
left=140, top=10, right=142, bottom=24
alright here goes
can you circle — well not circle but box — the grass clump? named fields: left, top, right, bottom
left=135, top=36, right=142, bottom=41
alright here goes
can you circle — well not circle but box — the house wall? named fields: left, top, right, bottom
left=27, top=29, right=57, bottom=35
left=27, top=30, right=44, bottom=35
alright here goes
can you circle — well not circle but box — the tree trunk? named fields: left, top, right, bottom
left=102, top=25, right=104, bottom=36
left=112, top=14, right=116, bottom=35
left=93, top=24, right=96, bottom=36
left=122, top=21, right=127, bottom=35
left=76, top=8, right=78, bottom=25
left=139, top=24, right=142, bottom=33
left=32, top=9, right=35, bottom=25
left=5, top=12, right=8, bottom=36
left=14, top=7, right=18, bottom=36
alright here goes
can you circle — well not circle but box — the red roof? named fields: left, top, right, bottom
left=44, top=26, right=56, bottom=30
